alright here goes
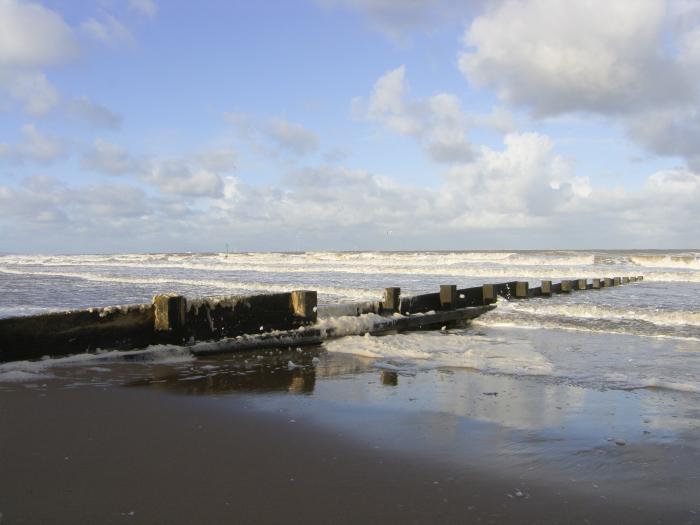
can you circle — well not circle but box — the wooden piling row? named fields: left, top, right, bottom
left=394, top=275, right=643, bottom=314
left=0, top=274, right=644, bottom=362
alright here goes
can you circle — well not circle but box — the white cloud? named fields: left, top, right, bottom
left=361, top=65, right=473, bottom=162
left=144, top=163, right=224, bottom=198
left=0, top=0, right=78, bottom=68
left=3, top=131, right=699, bottom=250
left=82, top=139, right=137, bottom=175
left=208, top=133, right=696, bottom=246
left=443, top=133, right=589, bottom=226
left=366, top=65, right=421, bottom=134
left=224, top=113, right=320, bottom=157
left=67, top=96, right=122, bottom=129
left=316, top=0, right=476, bottom=41
left=458, top=0, right=700, bottom=172
left=626, top=108, right=700, bottom=171
left=0, top=70, right=59, bottom=115
left=0, top=124, right=67, bottom=163
left=81, top=141, right=234, bottom=198
left=197, top=147, right=236, bottom=172
left=0, top=0, right=77, bottom=115
left=81, top=15, right=134, bottom=47
left=0, top=176, right=152, bottom=239
left=460, top=0, right=698, bottom=116
left=128, top=0, right=158, bottom=17
left=263, top=118, right=319, bottom=156
left=468, top=106, right=518, bottom=135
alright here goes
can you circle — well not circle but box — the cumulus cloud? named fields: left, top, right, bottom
left=0, top=70, right=59, bottom=115
left=0, top=176, right=149, bottom=224
left=263, top=119, right=319, bottom=156
left=3, top=132, right=699, bottom=250
left=197, top=147, right=236, bottom=172
left=0, top=124, right=67, bottom=163
left=459, top=0, right=700, bottom=172
left=224, top=113, right=320, bottom=157
left=145, top=163, right=224, bottom=197
left=201, top=134, right=696, bottom=246
left=128, top=0, right=158, bottom=17
left=0, top=175, right=162, bottom=253
left=0, top=0, right=78, bottom=68
left=82, top=139, right=138, bottom=175
left=626, top=108, right=700, bottom=171
left=316, top=0, right=477, bottom=40
left=468, top=106, right=518, bottom=135
left=81, top=140, right=230, bottom=198
left=67, top=96, right=122, bottom=129
left=460, top=0, right=697, bottom=116
left=81, top=15, right=134, bottom=47
left=442, top=133, right=591, bottom=229
left=0, top=0, right=77, bottom=115
left=359, top=65, right=473, bottom=163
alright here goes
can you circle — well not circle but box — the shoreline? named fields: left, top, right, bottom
left=2, top=350, right=700, bottom=524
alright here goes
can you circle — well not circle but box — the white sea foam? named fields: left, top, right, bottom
left=472, top=315, right=700, bottom=342
left=633, top=378, right=700, bottom=393
left=500, top=302, right=700, bottom=327
left=4, top=255, right=700, bottom=283
left=326, top=327, right=700, bottom=394
left=0, top=345, right=194, bottom=383
left=325, top=332, right=554, bottom=375
left=315, top=312, right=396, bottom=337
left=0, top=267, right=380, bottom=301
left=0, top=369, right=54, bottom=382
left=630, top=254, right=700, bottom=270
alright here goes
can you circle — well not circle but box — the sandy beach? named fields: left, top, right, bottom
left=2, top=347, right=699, bottom=524
left=2, top=0, right=700, bottom=520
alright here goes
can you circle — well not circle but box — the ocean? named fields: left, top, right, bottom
left=1, top=250, right=699, bottom=394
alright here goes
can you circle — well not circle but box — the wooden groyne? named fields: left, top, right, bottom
left=0, top=275, right=643, bottom=363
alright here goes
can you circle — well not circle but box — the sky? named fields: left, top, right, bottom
left=0, top=0, right=699, bottom=253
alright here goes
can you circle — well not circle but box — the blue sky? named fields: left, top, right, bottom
left=1, top=0, right=699, bottom=253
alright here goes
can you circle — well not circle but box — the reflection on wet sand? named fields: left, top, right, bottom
left=126, top=346, right=383, bottom=396
left=121, top=344, right=700, bottom=441
left=380, top=370, right=398, bottom=386
left=128, top=349, right=318, bottom=395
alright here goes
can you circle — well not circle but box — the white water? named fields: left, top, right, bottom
left=1, top=250, right=699, bottom=394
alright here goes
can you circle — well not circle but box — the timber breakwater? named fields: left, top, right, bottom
left=0, top=276, right=642, bottom=363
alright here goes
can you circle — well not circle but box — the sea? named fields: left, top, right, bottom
left=1, top=250, right=699, bottom=395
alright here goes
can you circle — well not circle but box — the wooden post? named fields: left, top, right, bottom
left=291, top=290, right=318, bottom=323
left=541, top=280, right=552, bottom=296
left=560, top=280, right=572, bottom=293
left=515, top=281, right=529, bottom=298
left=482, top=284, right=497, bottom=305
left=622, top=277, right=630, bottom=284
left=613, top=277, right=621, bottom=286
left=440, top=285, right=458, bottom=310
left=592, top=278, right=601, bottom=289
left=574, top=279, right=587, bottom=291
left=383, top=287, right=401, bottom=313
left=153, top=294, right=186, bottom=332
left=603, top=278, right=612, bottom=287
left=638, top=275, right=644, bottom=281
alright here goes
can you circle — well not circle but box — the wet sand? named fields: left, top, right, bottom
left=1, top=349, right=700, bottom=524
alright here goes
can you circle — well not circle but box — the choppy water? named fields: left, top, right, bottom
left=1, top=250, right=699, bottom=394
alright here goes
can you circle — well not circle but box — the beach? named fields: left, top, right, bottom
left=1, top=250, right=700, bottom=523
left=3, top=0, right=700, bottom=521
left=2, top=346, right=700, bottom=524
